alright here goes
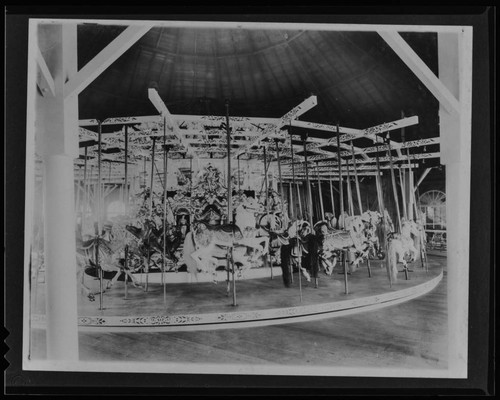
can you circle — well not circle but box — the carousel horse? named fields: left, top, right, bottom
left=324, top=212, right=338, bottom=231
left=125, top=218, right=183, bottom=267
left=279, top=220, right=312, bottom=287
left=317, top=211, right=383, bottom=275
left=76, top=231, right=142, bottom=301
left=386, top=218, right=424, bottom=284
left=183, top=220, right=269, bottom=283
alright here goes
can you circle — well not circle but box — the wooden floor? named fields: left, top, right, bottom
left=28, top=255, right=448, bottom=372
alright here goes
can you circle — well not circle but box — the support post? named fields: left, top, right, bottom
left=37, top=22, right=80, bottom=360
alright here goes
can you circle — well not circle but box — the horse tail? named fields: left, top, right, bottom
left=182, top=231, right=199, bottom=275
left=387, top=240, right=398, bottom=284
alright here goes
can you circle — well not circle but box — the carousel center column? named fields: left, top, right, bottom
left=37, top=23, right=80, bottom=361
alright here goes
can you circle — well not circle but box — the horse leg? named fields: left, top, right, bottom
left=299, top=266, right=311, bottom=282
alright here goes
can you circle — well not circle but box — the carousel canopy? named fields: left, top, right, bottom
left=36, top=20, right=442, bottom=181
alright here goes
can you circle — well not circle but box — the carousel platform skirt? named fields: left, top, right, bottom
left=31, top=258, right=443, bottom=332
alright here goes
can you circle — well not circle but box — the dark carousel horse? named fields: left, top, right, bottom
left=278, top=220, right=317, bottom=288
left=125, top=218, right=183, bottom=270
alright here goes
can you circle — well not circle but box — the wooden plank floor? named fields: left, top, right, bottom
left=29, top=255, right=448, bottom=371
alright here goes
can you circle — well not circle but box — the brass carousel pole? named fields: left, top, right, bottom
left=145, top=136, right=157, bottom=292
left=124, top=125, right=129, bottom=212
left=289, top=127, right=302, bottom=300
left=386, top=133, right=402, bottom=233
left=81, top=147, right=88, bottom=285
left=345, top=155, right=354, bottom=217
left=296, top=182, right=303, bottom=219
left=225, top=99, right=236, bottom=306
left=263, top=145, right=274, bottom=280
left=82, top=146, right=88, bottom=239
left=96, top=120, right=104, bottom=310
left=351, top=141, right=363, bottom=215
left=288, top=126, right=295, bottom=285
left=336, top=123, right=345, bottom=229
left=336, top=123, right=348, bottom=294
left=302, top=133, right=314, bottom=228
left=329, top=178, right=336, bottom=220
left=274, top=139, right=284, bottom=209
left=162, top=118, right=168, bottom=306
left=375, top=136, right=391, bottom=286
left=316, top=161, right=325, bottom=221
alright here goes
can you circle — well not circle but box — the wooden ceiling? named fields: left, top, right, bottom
left=36, top=21, right=443, bottom=180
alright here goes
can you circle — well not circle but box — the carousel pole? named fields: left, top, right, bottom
left=75, top=166, right=82, bottom=227
left=225, top=99, right=236, bottom=306
left=316, top=162, right=325, bottom=221
left=145, top=136, right=157, bottom=292
left=351, top=141, right=363, bottom=215
left=399, top=166, right=408, bottom=220
left=289, top=126, right=303, bottom=294
left=162, top=117, right=168, bottom=306
left=82, top=146, right=88, bottom=238
left=336, top=123, right=345, bottom=229
left=237, top=154, right=241, bottom=198
left=329, top=179, right=336, bottom=219
left=296, top=182, right=303, bottom=219
left=124, top=125, right=129, bottom=212
left=302, top=133, right=314, bottom=228
left=263, top=145, right=274, bottom=280
left=375, top=137, right=391, bottom=286
left=189, top=156, right=193, bottom=225
left=274, top=139, right=285, bottom=212
left=345, top=156, right=354, bottom=216
left=288, top=126, right=295, bottom=285
left=97, top=120, right=104, bottom=310
left=124, top=244, right=129, bottom=299
left=401, top=118, right=428, bottom=271
left=335, top=123, right=348, bottom=292
left=290, top=151, right=303, bottom=301
left=386, top=133, right=402, bottom=233
left=386, top=133, right=408, bottom=279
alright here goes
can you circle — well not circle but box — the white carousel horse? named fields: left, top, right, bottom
left=386, top=218, right=423, bottom=284
left=317, top=211, right=382, bottom=275
left=182, top=221, right=269, bottom=284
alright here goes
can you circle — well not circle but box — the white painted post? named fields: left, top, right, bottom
left=43, top=155, right=79, bottom=360
left=438, top=29, right=472, bottom=378
left=36, top=23, right=80, bottom=361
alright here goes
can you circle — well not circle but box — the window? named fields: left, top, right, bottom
left=418, top=190, right=446, bottom=231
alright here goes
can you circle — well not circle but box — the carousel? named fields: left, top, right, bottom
left=29, top=87, right=443, bottom=332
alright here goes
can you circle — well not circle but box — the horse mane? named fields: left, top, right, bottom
left=195, top=220, right=242, bottom=236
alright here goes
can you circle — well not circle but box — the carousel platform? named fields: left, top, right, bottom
left=31, top=257, right=443, bottom=332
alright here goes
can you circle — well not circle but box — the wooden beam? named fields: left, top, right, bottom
left=378, top=31, right=460, bottom=115
left=64, top=25, right=151, bottom=99
left=36, top=47, right=55, bottom=96
left=234, top=95, right=317, bottom=158
left=281, top=137, right=439, bottom=165
left=414, top=167, right=432, bottom=191
left=148, top=88, right=195, bottom=158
